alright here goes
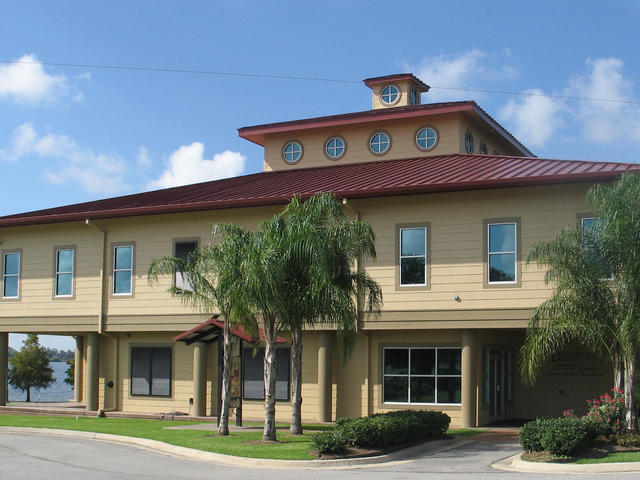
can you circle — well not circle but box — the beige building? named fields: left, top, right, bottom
left=1, top=73, right=638, bottom=427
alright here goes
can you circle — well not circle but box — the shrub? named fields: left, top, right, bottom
left=336, top=410, right=450, bottom=448
left=615, top=433, right=640, bottom=448
left=540, top=417, right=593, bottom=457
left=585, top=388, right=626, bottom=434
left=311, top=430, right=347, bottom=455
left=519, top=418, right=554, bottom=452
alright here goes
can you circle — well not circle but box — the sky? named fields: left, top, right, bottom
left=2, top=0, right=640, bottom=350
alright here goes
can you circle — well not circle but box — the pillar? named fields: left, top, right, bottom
left=73, top=336, right=83, bottom=403
left=317, top=332, right=332, bottom=422
left=0, top=333, right=7, bottom=406
left=461, top=330, right=477, bottom=428
left=86, top=333, right=99, bottom=412
left=192, top=342, right=207, bottom=417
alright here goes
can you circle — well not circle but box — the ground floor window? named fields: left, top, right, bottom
left=242, top=347, right=290, bottom=401
left=130, top=346, right=172, bottom=397
left=383, top=347, right=461, bottom=404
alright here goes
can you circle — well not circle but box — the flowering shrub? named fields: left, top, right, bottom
left=584, top=388, right=626, bottom=434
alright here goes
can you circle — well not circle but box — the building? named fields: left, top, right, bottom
left=1, top=74, right=638, bottom=427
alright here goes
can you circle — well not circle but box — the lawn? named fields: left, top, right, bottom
left=0, top=415, right=485, bottom=460
left=574, top=451, right=640, bottom=464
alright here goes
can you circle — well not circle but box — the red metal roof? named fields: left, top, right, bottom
left=237, top=100, right=533, bottom=156
left=363, top=73, right=430, bottom=92
left=173, top=317, right=286, bottom=344
left=1, top=154, right=638, bottom=228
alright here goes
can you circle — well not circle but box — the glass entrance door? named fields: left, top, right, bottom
left=484, top=348, right=512, bottom=419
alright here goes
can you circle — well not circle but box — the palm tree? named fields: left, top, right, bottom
left=147, top=224, right=253, bottom=435
left=277, top=193, right=382, bottom=435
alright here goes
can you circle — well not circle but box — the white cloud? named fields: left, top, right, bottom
left=0, top=54, right=70, bottom=104
left=499, top=89, right=564, bottom=148
left=567, top=58, right=640, bottom=143
left=147, top=142, right=246, bottom=190
left=408, top=49, right=518, bottom=101
left=0, top=123, right=130, bottom=194
left=136, top=146, right=152, bottom=169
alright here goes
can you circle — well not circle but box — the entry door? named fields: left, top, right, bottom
left=485, top=349, right=511, bottom=419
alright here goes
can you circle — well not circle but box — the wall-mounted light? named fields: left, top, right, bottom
left=453, top=295, right=461, bottom=302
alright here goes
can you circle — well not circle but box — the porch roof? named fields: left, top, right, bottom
left=173, top=315, right=287, bottom=345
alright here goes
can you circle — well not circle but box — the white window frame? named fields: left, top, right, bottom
left=399, top=227, right=427, bottom=287
left=383, top=346, right=462, bottom=406
left=369, top=131, right=391, bottom=155
left=113, top=245, right=134, bottom=295
left=2, top=252, right=20, bottom=299
left=325, top=136, right=345, bottom=159
left=415, top=127, right=438, bottom=151
left=282, top=141, right=302, bottom=164
left=55, top=248, right=75, bottom=297
left=380, top=84, right=400, bottom=105
left=487, top=222, right=517, bottom=285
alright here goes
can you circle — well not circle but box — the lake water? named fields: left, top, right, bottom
left=8, top=361, right=74, bottom=402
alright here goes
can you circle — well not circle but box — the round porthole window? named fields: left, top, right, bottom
left=415, top=127, right=438, bottom=151
left=369, top=131, right=391, bottom=154
left=381, top=85, right=400, bottom=105
left=479, top=141, right=487, bottom=154
left=325, top=136, right=346, bottom=159
left=282, top=141, right=303, bottom=164
left=465, top=129, right=474, bottom=153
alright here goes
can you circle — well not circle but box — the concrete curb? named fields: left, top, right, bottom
left=492, top=452, right=640, bottom=474
left=0, top=427, right=472, bottom=469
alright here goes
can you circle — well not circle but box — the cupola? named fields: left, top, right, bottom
left=363, top=73, right=430, bottom=110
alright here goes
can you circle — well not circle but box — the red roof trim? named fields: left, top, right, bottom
left=1, top=154, right=638, bottom=228
left=173, top=317, right=286, bottom=344
left=363, top=73, right=430, bottom=92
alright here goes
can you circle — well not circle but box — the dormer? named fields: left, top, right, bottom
left=363, top=73, right=430, bottom=109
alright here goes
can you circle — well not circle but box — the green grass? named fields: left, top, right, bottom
left=0, top=415, right=483, bottom=460
left=574, top=451, right=640, bottom=464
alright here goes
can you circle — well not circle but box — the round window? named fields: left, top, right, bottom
left=465, top=129, right=474, bottom=153
left=282, top=141, right=303, bottom=163
left=369, top=132, right=391, bottom=154
left=479, top=141, right=487, bottom=154
left=325, top=136, right=346, bottom=159
left=410, top=87, right=418, bottom=106
left=381, top=85, right=400, bottom=105
left=416, top=127, right=438, bottom=151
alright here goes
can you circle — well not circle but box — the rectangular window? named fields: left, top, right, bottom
left=113, top=245, right=133, bottom=295
left=383, top=347, right=461, bottom=405
left=399, top=227, right=427, bottom=286
left=242, top=347, right=290, bottom=401
left=55, top=248, right=74, bottom=297
left=488, top=222, right=517, bottom=283
left=130, top=346, right=172, bottom=396
left=581, top=217, right=612, bottom=279
left=174, top=240, right=198, bottom=291
left=2, top=252, right=20, bottom=299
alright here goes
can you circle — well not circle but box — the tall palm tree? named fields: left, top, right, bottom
left=277, top=193, right=382, bottom=435
left=147, top=224, right=253, bottom=435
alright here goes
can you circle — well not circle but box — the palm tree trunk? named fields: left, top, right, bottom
left=289, top=326, right=303, bottom=435
left=614, top=353, right=624, bottom=392
left=624, top=355, right=638, bottom=433
left=26, top=387, right=30, bottom=403
left=218, top=320, right=232, bottom=436
left=262, top=317, right=278, bottom=441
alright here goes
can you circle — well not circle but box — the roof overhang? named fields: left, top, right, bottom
left=363, top=73, right=430, bottom=92
left=173, top=316, right=287, bottom=345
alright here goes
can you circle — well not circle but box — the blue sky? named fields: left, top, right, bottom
left=2, top=0, right=639, bottom=349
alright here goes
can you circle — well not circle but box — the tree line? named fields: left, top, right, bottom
left=8, top=344, right=73, bottom=362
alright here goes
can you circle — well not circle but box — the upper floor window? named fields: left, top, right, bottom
left=55, top=248, right=74, bottom=297
left=380, top=85, right=400, bottom=105
left=479, top=141, right=488, bottom=154
left=465, top=129, right=474, bottom=153
left=325, top=136, right=346, bottom=159
left=174, top=240, right=198, bottom=290
left=383, top=347, right=461, bottom=404
left=282, top=141, right=302, bottom=164
left=488, top=222, right=517, bottom=284
left=113, top=245, right=133, bottom=295
left=415, top=127, right=438, bottom=151
left=410, top=87, right=419, bottom=106
left=2, top=252, right=20, bottom=299
left=369, top=131, right=391, bottom=155
left=400, top=227, right=427, bottom=286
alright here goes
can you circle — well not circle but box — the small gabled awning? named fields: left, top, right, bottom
left=173, top=315, right=287, bottom=345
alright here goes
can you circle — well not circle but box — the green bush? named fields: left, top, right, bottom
left=519, top=418, right=555, bottom=452
left=335, top=410, right=450, bottom=448
left=311, top=430, right=347, bottom=455
left=540, top=417, right=593, bottom=457
left=615, top=433, right=640, bottom=447
left=585, top=389, right=626, bottom=434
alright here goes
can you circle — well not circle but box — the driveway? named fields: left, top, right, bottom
left=1, top=431, right=638, bottom=479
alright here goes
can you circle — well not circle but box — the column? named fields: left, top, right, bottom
left=461, top=330, right=477, bottom=428
left=0, top=333, right=7, bottom=406
left=86, top=333, right=99, bottom=412
left=73, top=336, right=83, bottom=403
left=317, top=332, right=332, bottom=422
left=192, top=342, right=207, bottom=417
